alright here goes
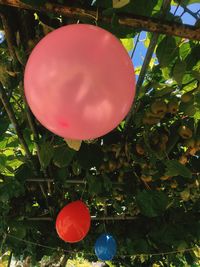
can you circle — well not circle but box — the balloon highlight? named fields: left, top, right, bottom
left=95, top=233, right=117, bottom=261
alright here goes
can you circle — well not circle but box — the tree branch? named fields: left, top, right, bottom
left=25, top=108, right=53, bottom=195
left=125, top=0, right=171, bottom=125
left=136, top=33, right=159, bottom=94
left=0, top=0, right=200, bottom=40
left=0, top=84, right=32, bottom=160
left=24, top=104, right=49, bottom=177
left=0, top=86, right=51, bottom=214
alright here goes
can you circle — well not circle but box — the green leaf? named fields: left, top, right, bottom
left=185, top=45, right=200, bottom=71
left=136, top=190, right=169, bottom=217
left=182, top=78, right=198, bottom=92
left=179, top=42, right=191, bottom=60
left=0, top=186, right=9, bottom=202
left=194, top=92, right=200, bottom=109
left=0, top=178, right=24, bottom=202
left=173, top=59, right=186, bottom=86
left=120, top=38, right=133, bottom=52
left=161, top=66, right=170, bottom=80
left=194, top=110, right=200, bottom=120
left=192, top=70, right=200, bottom=81
left=0, top=154, right=7, bottom=170
left=112, top=0, right=130, bottom=8
left=53, top=145, right=75, bottom=168
left=156, top=36, right=178, bottom=67
left=165, top=160, right=192, bottom=178
left=9, top=221, right=26, bottom=239
left=6, top=155, right=23, bottom=170
left=40, top=142, right=54, bottom=168
left=183, top=103, right=196, bottom=117
left=154, top=86, right=174, bottom=97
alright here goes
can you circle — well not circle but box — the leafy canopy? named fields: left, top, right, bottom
left=0, top=0, right=200, bottom=266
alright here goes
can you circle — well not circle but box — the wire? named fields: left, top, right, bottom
left=131, top=33, right=141, bottom=59
left=7, top=234, right=94, bottom=255
left=7, top=233, right=199, bottom=258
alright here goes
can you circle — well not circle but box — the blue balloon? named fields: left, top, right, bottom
left=94, top=234, right=117, bottom=261
left=0, top=31, right=5, bottom=44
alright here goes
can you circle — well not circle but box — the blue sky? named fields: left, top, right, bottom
left=132, top=3, right=200, bottom=69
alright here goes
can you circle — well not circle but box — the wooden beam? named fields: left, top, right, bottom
left=0, top=0, right=200, bottom=41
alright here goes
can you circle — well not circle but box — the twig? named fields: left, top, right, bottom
left=7, top=251, right=13, bottom=267
left=25, top=105, right=48, bottom=176
left=0, top=88, right=51, bottom=215
left=131, top=32, right=140, bottom=59
left=125, top=0, right=171, bottom=125
left=13, top=8, right=50, bottom=181
left=15, top=11, right=52, bottom=194
left=136, top=0, right=172, bottom=94
left=136, top=33, right=159, bottom=95
left=0, top=84, right=32, bottom=160
left=0, top=0, right=200, bottom=40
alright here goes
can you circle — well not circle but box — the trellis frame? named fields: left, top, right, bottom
left=0, top=0, right=200, bottom=222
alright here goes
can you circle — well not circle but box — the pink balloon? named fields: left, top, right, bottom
left=24, top=24, right=135, bottom=140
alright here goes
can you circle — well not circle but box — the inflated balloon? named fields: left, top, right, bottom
left=24, top=24, right=135, bottom=140
left=56, top=200, right=91, bottom=243
left=95, top=234, right=117, bottom=261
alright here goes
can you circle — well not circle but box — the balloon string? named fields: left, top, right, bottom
left=95, top=8, right=99, bottom=25
left=103, top=202, right=108, bottom=233
left=85, top=7, right=99, bottom=25
left=7, top=233, right=199, bottom=258
left=103, top=219, right=107, bottom=234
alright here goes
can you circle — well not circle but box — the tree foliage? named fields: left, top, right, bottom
left=0, top=0, right=200, bottom=266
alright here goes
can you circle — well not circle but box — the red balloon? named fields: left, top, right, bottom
left=55, top=200, right=91, bottom=243
left=24, top=24, right=135, bottom=140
